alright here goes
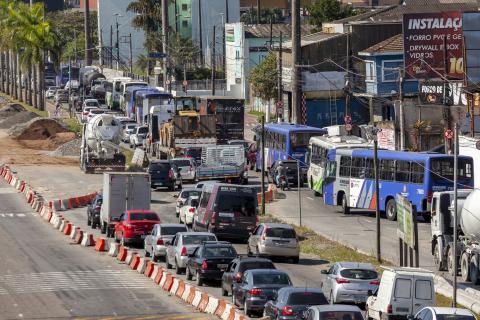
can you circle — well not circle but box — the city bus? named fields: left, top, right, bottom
left=106, top=77, right=131, bottom=109
left=119, top=80, right=148, bottom=111
left=307, top=134, right=372, bottom=195
left=135, top=89, right=173, bottom=124
left=254, top=123, right=327, bottom=173
left=125, top=86, right=150, bottom=119
left=322, top=148, right=474, bottom=221
left=58, top=65, right=79, bottom=87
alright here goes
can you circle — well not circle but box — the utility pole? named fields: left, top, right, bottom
left=269, top=17, right=273, bottom=49
left=116, top=18, right=120, bottom=69
left=297, top=159, right=302, bottom=226
left=443, top=36, right=452, bottom=153
left=278, top=31, right=283, bottom=121
left=399, top=68, right=405, bottom=150
left=291, top=0, right=301, bottom=123
left=373, top=126, right=381, bottom=262
left=110, top=25, right=113, bottom=69
left=261, top=115, right=266, bottom=215
left=74, top=29, right=77, bottom=64
left=161, top=0, right=168, bottom=89
left=129, top=34, right=133, bottom=74
left=174, top=0, right=178, bottom=33
left=257, top=0, right=261, bottom=24
left=345, top=31, right=351, bottom=117
left=453, top=123, right=458, bottom=307
left=198, top=0, right=204, bottom=65
left=84, top=0, right=92, bottom=65
left=211, top=26, right=216, bottom=96
left=225, top=0, right=229, bottom=23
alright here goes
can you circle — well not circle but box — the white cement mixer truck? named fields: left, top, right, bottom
left=430, top=189, right=480, bottom=284
left=80, top=114, right=126, bottom=173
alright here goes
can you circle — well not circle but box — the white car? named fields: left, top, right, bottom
left=82, top=99, right=100, bottom=110
left=46, top=86, right=59, bottom=99
left=86, top=108, right=106, bottom=122
left=123, top=123, right=137, bottom=142
left=414, top=307, right=476, bottom=320
left=65, top=80, right=80, bottom=90
left=129, top=126, right=148, bottom=148
left=179, top=195, right=199, bottom=226
left=171, top=158, right=197, bottom=182
left=81, top=106, right=98, bottom=122
left=174, top=188, right=201, bottom=217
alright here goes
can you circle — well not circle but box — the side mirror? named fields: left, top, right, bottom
left=321, top=270, right=328, bottom=274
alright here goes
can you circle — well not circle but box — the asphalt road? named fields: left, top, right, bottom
left=0, top=178, right=214, bottom=320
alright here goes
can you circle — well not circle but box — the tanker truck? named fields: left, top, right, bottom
left=80, top=114, right=126, bottom=173
left=430, top=189, right=480, bottom=284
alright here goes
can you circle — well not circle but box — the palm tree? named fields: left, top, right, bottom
left=127, top=0, right=163, bottom=52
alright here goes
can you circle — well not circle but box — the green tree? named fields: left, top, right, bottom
left=240, top=8, right=283, bottom=24
left=307, top=0, right=354, bottom=30
left=250, top=53, right=277, bottom=101
left=127, top=0, right=162, bottom=52
left=168, top=32, right=200, bottom=78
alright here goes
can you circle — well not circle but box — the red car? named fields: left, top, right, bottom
left=114, top=210, right=160, bottom=246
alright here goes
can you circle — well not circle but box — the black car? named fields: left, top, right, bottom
left=221, top=257, right=275, bottom=297
left=185, top=241, right=237, bottom=286
left=148, top=160, right=182, bottom=191
left=232, top=269, right=292, bottom=317
left=267, top=160, right=302, bottom=188
left=184, top=147, right=202, bottom=166
left=87, top=193, right=102, bottom=229
left=263, top=287, right=328, bottom=320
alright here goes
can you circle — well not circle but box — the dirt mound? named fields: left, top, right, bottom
left=18, top=132, right=77, bottom=150
left=0, top=111, right=38, bottom=129
left=9, top=118, right=69, bottom=140
left=0, top=103, right=26, bottom=119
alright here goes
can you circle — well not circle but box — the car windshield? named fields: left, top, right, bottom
left=185, top=148, right=202, bottom=159
left=129, top=213, right=159, bottom=221
left=252, top=273, right=291, bottom=285
left=319, top=311, right=364, bottom=320
left=182, top=235, right=216, bottom=245
left=216, top=189, right=256, bottom=216
left=138, top=127, right=148, bottom=134
left=160, top=226, right=187, bottom=235
left=279, top=162, right=299, bottom=170
left=86, top=101, right=98, bottom=106
left=149, top=163, right=171, bottom=172
left=204, top=246, right=237, bottom=257
left=181, top=190, right=200, bottom=199
left=265, top=227, right=296, bottom=238
left=173, top=159, right=191, bottom=167
left=436, top=315, right=476, bottom=320
left=239, top=261, right=275, bottom=272
left=126, top=124, right=136, bottom=130
left=340, top=269, right=378, bottom=280
left=287, top=292, right=328, bottom=305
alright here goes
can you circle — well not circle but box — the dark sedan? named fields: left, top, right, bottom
left=86, top=193, right=102, bottom=229
left=232, top=269, right=292, bottom=317
left=185, top=241, right=237, bottom=286
left=263, top=287, right=328, bottom=320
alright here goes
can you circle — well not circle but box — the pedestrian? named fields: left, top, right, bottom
left=54, top=102, right=61, bottom=117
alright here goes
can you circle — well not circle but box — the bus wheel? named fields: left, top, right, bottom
left=341, top=193, right=350, bottom=215
left=385, top=199, right=397, bottom=221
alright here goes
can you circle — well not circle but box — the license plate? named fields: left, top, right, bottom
left=219, top=212, right=234, bottom=218
left=217, top=264, right=228, bottom=270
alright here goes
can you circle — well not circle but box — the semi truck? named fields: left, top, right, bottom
left=99, top=172, right=151, bottom=237
left=198, top=97, right=245, bottom=143
left=430, top=189, right=480, bottom=284
left=196, top=145, right=248, bottom=184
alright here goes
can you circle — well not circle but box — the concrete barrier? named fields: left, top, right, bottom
left=191, top=290, right=203, bottom=308
left=63, top=223, right=72, bottom=235
left=161, top=273, right=171, bottom=290
left=182, top=284, right=192, bottom=302
left=215, top=299, right=227, bottom=317
left=150, top=265, right=160, bottom=280
left=154, top=267, right=164, bottom=285
left=186, top=286, right=196, bottom=304
left=176, top=280, right=186, bottom=298
left=106, top=241, right=118, bottom=255
left=81, top=233, right=95, bottom=246
left=70, top=226, right=80, bottom=239
left=169, top=277, right=180, bottom=295
left=125, top=251, right=137, bottom=265
left=205, top=296, right=219, bottom=314
left=129, top=254, right=140, bottom=270
left=74, top=229, right=84, bottom=244
left=117, top=246, right=128, bottom=262
left=144, top=261, right=155, bottom=277
left=53, top=217, right=63, bottom=230
left=136, top=257, right=149, bottom=274
left=197, top=292, right=210, bottom=312
left=95, top=238, right=108, bottom=252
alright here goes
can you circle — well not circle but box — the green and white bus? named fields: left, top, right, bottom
left=307, top=134, right=371, bottom=195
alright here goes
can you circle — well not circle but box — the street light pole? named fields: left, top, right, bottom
left=261, top=115, right=266, bottom=216
left=372, top=126, right=381, bottom=262
left=453, top=123, right=459, bottom=307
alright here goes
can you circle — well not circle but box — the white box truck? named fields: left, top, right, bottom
left=99, top=172, right=151, bottom=237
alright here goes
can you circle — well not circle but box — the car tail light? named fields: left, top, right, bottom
left=427, top=191, right=433, bottom=203
left=180, top=246, right=188, bottom=256
left=201, top=261, right=208, bottom=270
left=261, top=227, right=268, bottom=241
left=189, top=207, right=195, bottom=213
left=248, top=288, right=262, bottom=296
left=234, top=272, right=242, bottom=283
left=387, top=304, right=393, bottom=314
left=282, top=306, right=295, bottom=316
left=370, top=280, right=380, bottom=285
left=335, top=278, right=350, bottom=284
left=211, top=212, right=217, bottom=225
left=156, top=239, right=164, bottom=245
left=168, top=170, right=173, bottom=179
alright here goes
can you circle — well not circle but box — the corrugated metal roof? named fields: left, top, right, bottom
left=282, top=32, right=344, bottom=49
left=243, top=23, right=314, bottom=38
left=359, top=34, right=403, bottom=55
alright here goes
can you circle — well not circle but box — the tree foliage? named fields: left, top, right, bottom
left=307, top=0, right=355, bottom=30
left=127, top=0, right=162, bottom=52
left=250, top=53, right=277, bottom=101
left=240, top=8, right=283, bottom=24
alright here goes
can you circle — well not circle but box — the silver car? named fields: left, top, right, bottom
left=175, top=188, right=201, bottom=217
left=144, top=223, right=188, bottom=262
left=247, top=223, right=300, bottom=263
left=171, top=158, right=197, bottom=182
left=165, top=232, right=217, bottom=274
left=302, top=305, right=364, bottom=320
left=320, top=262, right=379, bottom=304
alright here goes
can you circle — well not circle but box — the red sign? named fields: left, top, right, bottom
left=182, top=80, right=188, bottom=87
left=444, top=129, right=454, bottom=139
left=276, top=101, right=284, bottom=108
left=403, top=12, right=464, bottom=79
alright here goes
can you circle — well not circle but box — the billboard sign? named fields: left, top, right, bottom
left=419, top=80, right=467, bottom=105
left=396, top=194, right=414, bottom=247
left=403, top=12, right=463, bottom=79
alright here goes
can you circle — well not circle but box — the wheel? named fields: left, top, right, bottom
left=469, top=255, right=480, bottom=285
left=385, top=199, right=397, bottom=221
left=341, top=193, right=350, bottom=215
left=186, top=267, right=193, bottom=280
left=87, top=216, right=91, bottom=226
left=461, top=252, right=471, bottom=282
left=101, top=222, right=107, bottom=234
left=433, top=242, right=445, bottom=271
left=447, top=246, right=457, bottom=276
left=244, top=300, right=251, bottom=317
left=175, top=259, right=182, bottom=275
left=145, top=247, right=151, bottom=257
left=166, top=258, right=172, bottom=269
left=196, top=271, right=203, bottom=286
left=232, top=293, right=237, bottom=306
left=292, top=256, right=300, bottom=264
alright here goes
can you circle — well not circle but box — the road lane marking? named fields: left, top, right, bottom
left=0, top=188, right=18, bottom=194
left=307, top=197, right=314, bottom=200
left=0, top=213, right=33, bottom=218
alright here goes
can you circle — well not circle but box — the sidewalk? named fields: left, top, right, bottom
left=45, top=100, right=70, bottom=119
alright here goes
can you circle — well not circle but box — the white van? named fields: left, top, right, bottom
left=366, top=267, right=435, bottom=320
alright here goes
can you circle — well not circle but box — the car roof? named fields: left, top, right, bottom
left=247, top=268, right=286, bottom=275
left=202, top=241, right=232, bottom=246
left=425, top=307, right=475, bottom=316
left=177, top=232, right=215, bottom=237
left=309, top=305, right=363, bottom=312
left=279, top=287, right=324, bottom=294
left=158, top=223, right=187, bottom=228
left=261, top=223, right=295, bottom=229
left=84, top=99, right=98, bottom=102
left=236, top=257, right=274, bottom=263
left=336, top=262, right=376, bottom=270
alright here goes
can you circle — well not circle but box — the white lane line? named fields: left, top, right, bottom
left=306, top=197, right=314, bottom=200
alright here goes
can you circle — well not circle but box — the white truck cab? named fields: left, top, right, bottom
left=366, top=267, right=435, bottom=320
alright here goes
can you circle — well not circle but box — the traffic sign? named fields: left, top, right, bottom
left=444, top=129, right=454, bottom=140
left=344, top=115, right=352, bottom=124
left=182, top=80, right=188, bottom=87
left=276, top=101, right=284, bottom=108
left=148, top=52, right=166, bottom=59
left=345, top=123, right=353, bottom=131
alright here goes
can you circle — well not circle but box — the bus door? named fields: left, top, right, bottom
left=323, top=158, right=337, bottom=205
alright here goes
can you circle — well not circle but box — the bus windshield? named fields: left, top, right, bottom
left=430, top=158, right=472, bottom=183
left=290, top=132, right=317, bottom=149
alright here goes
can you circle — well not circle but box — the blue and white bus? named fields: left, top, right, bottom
left=323, top=149, right=474, bottom=221
left=58, top=65, right=79, bottom=87
left=254, top=123, right=327, bottom=172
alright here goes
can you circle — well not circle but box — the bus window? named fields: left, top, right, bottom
left=326, top=161, right=337, bottom=178
left=365, top=158, right=374, bottom=179
left=351, top=157, right=366, bottom=178
left=339, top=156, right=351, bottom=177
left=290, top=132, right=314, bottom=149
left=104, top=82, right=113, bottom=92
left=395, top=160, right=410, bottom=182
left=380, top=160, right=395, bottom=181
left=410, top=162, right=424, bottom=184
left=431, top=158, right=472, bottom=182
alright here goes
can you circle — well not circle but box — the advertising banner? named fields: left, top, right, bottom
left=396, top=194, right=414, bottom=247
left=403, top=12, right=463, bottom=79
left=419, top=80, right=467, bottom=105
